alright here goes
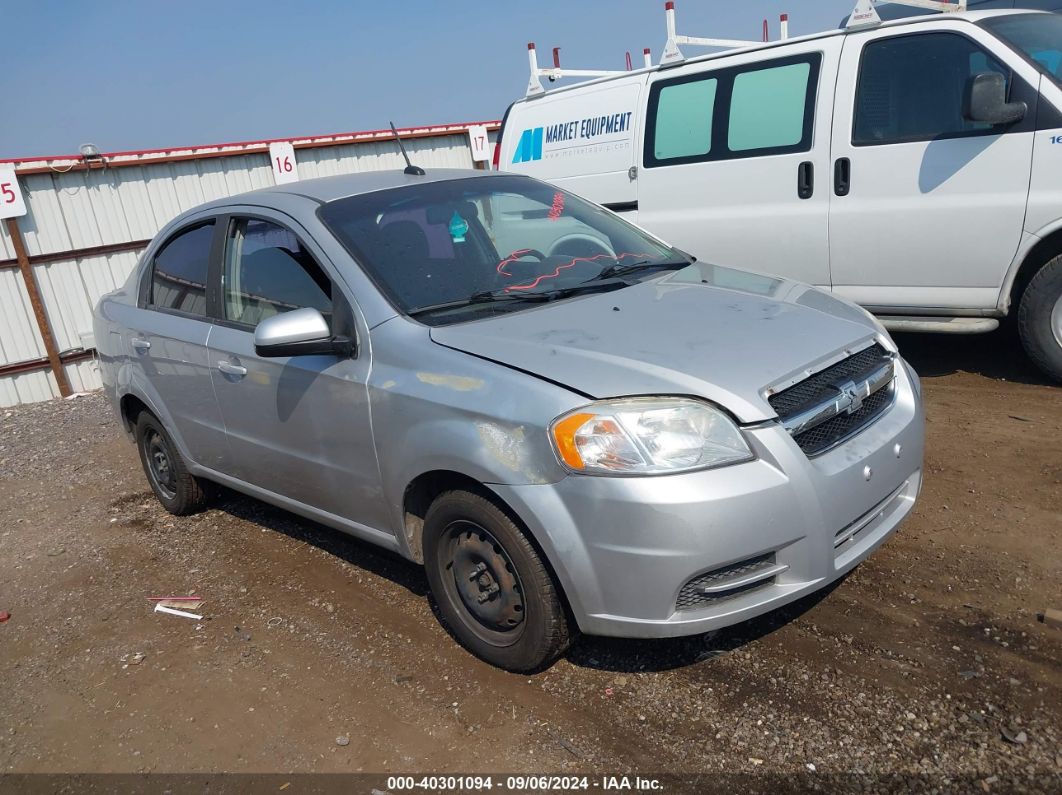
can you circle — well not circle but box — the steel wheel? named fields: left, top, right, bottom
left=1051, top=289, right=1062, bottom=350
left=440, top=520, right=527, bottom=646
left=143, top=428, right=177, bottom=501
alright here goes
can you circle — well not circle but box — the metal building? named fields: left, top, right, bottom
left=0, top=121, right=499, bottom=407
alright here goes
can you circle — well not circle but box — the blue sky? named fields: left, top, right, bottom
left=1, top=0, right=857, bottom=159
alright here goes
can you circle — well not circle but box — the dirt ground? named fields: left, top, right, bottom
left=0, top=329, right=1059, bottom=792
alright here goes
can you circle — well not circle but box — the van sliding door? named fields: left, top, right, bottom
left=636, top=38, right=843, bottom=288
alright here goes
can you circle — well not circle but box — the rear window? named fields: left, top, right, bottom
left=150, top=222, right=214, bottom=316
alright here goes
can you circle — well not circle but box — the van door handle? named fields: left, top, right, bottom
left=130, top=338, right=151, bottom=352
left=834, top=157, right=851, bottom=196
left=797, top=161, right=814, bottom=200
left=217, top=360, right=247, bottom=377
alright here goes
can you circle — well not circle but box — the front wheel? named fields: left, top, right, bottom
left=423, top=490, right=573, bottom=672
left=1018, top=254, right=1062, bottom=383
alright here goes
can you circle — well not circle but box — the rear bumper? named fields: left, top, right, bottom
left=491, top=359, right=925, bottom=639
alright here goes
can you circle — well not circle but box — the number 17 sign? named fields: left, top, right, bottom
left=468, top=125, right=491, bottom=163
left=0, top=166, right=27, bottom=220
left=268, top=142, right=300, bottom=185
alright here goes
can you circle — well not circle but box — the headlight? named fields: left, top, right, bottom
left=549, top=397, right=753, bottom=476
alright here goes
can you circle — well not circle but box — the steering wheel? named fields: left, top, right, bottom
left=497, top=248, right=548, bottom=279
left=503, top=248, right=546, bottom=262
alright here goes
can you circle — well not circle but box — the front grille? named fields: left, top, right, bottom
left=768, top=344, right=888, bottom=417
left=768, top=343, right=894, bottom=457
left=676, top=553, right=776, bottom=612
left=793, top=386, right=893, bottom=456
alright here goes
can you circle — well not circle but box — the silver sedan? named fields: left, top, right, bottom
left=94, top=169, right=924, bottom=671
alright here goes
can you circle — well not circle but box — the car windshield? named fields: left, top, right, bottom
left=981, top=13, right=1062, bottom=85
left=317, top=175, right=684, bottom=325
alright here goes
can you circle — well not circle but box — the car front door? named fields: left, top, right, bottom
left=636, top=38, right=843, bottom=288
left=206, top=211, right=388, bottom=534
left=133, top=219, right=228, bottom=470
left=828, top=23, right=1039, bottom=311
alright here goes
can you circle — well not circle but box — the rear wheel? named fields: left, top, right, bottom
left=135, top=412, right=211, bottom=515
left=1018, top=254, right=1062, bottom=382
left=423, top=490, right=572, bottom=672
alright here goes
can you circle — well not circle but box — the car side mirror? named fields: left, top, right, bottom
left=964, top=72, right=1026, bottom=126
left=253, top=307, right=354, bottom=358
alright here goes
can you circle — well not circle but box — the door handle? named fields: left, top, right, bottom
left=217, top=360, right=247, bottom=377
left=797, top=161, right=814, bottom=200
left=834, top=157, right=851, bottom=197
left=131, top=338, right=151, bottom=352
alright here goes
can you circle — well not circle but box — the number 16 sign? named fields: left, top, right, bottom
left=268, top=142, right=300, bottom=185
left=0, top=166, right=27, bottom=220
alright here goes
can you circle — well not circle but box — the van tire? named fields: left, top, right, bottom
left=1017, top=254, right=1062, bottom=383
left=423, top=490, right=572, bottom=672
left=135, top=412, right=212, bottom=516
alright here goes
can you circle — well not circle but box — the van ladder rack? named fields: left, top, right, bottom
left=661, top=2, right=789, bottom=64
left=524, top=2, right=786, bottom=95
left=526, top=44, right=632, bottom=97
left=847, top=0, right=967, bottom=30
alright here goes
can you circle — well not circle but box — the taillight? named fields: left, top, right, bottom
left=494, top=102, right=514, bottom=171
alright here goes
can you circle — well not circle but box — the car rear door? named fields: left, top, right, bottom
left=206, top=209, right=388, bottom=533
left=828, top=21, right=1039, bottom=311
left=133, top=218, right=228, bottom=470
left=636, top=37, right=843, bottom=288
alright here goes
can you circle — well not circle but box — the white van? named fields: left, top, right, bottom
left=498, top=1, right=1062, bottom=381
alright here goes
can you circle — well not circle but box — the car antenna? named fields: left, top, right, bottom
left=389, top=122, right=426, bottom=176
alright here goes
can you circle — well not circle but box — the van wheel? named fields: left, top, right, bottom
left=423, top=490, right=573, bottom=672
left=135, top=412, right=211, bottom=516
left=1018, top=254, right=1062, bottom=383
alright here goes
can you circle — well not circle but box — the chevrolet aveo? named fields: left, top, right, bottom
left=94, top=169, right=924, bottom=671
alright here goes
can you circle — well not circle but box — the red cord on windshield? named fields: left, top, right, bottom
left=496, top=251, right=655, bottom=292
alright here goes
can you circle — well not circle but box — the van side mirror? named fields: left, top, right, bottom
left=964, top=72, right=1026, bottom=126
left=253, top=307, right=354, bottom=358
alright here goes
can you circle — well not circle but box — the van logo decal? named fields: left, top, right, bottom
left=511, top=111, right=635, bottom=164
left=512, top=127, right=544, bottom=163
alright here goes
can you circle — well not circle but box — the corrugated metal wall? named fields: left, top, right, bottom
left=0, top=127, right=497, bottom=407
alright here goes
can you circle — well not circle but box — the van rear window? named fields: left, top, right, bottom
left=728, top=62, right=811, bottom=151
left=644, top=53, right=820, bottom=168
left=653, top=78, right=717, bottom=160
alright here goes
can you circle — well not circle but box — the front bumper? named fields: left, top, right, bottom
left=491, top=359, right=925, bottom=638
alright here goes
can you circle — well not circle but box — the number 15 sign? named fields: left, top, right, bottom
left=0, top=166, right=27, bottom=220
left=268, top=142, right=300, bottom=185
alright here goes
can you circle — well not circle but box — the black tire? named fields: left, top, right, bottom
left=423, top=490, right=573, bottom=672
left=1018, top=254, right=1062, bottom=382
left=134, top=412, right=212, bottom=516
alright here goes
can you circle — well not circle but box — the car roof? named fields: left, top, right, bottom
left=198, top=168, right=505, bottom=211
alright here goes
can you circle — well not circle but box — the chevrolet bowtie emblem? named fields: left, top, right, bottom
left=835, top=379, right=868, bottom=415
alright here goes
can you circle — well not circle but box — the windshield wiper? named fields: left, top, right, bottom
left=408, top=290, right=549, bottom=318
left=408, top=280, right=629, bottom=318
left=593, top=257, right=692, bottom=281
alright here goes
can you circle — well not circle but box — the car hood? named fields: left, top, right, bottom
left=429, top=263, right=885, bottom=423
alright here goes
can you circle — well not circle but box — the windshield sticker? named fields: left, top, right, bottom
left=448, top=211, right=469, bottom=243
left=547, top=192, right=565, bottom=222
